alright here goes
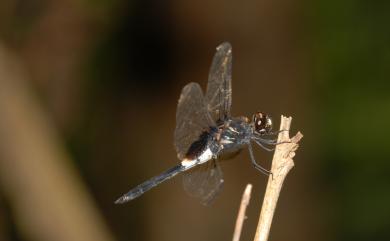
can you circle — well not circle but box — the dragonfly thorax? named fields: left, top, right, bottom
left=217, top=118, right=253, bottom=155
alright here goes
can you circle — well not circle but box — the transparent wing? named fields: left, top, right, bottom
left=205, top=42, right=233, bottom=122
left=182, top=160, right=224, bottom=205
left=174, top=82, right=215, bottom=160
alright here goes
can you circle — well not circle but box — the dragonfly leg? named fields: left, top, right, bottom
left=248, top=143, right=272, bottom=177
left=253, top=139, right=275, bottom=151
left=254, top=137, right=291, bottom=146
left=261, top=129, right=289, bottom=136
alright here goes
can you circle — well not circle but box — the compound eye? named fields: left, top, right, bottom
left=265, top=116, right=273, bottom=132
left=256, top=119, right=262, bottom=127
left=253, top=112, right=267, bottom=134
left=253, top=112, right=273, bottom=135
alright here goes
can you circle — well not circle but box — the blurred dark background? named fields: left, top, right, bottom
left=0, top=0, right=389, bottom=241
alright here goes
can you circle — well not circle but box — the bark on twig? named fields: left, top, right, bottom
left=253, top=116, right=303, bottom=241
left=232, top=184, right=253, bottom=241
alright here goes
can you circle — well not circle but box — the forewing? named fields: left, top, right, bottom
left=205, top=42, right=233, bottom=122
left=182, top=160, right=224, bottom=205
left=174, top=82, right=215, bottom=160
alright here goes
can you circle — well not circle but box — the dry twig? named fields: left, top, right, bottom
left=232, top=184, right=253, bottom=241
left=253, top=116, right=303, bottom=241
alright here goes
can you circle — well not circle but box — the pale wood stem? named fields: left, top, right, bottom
left=253, top=116, right=303, bottom=241
left=232, top=184, right=253, bottom=241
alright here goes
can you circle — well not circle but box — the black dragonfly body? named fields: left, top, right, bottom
left=115, top=42, right=276, bottom=205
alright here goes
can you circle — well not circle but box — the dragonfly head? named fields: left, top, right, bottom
left=252, top=112, right=272, bottom=135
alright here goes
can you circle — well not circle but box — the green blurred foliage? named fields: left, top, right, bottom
left=313, top=0, right=390, bottom=240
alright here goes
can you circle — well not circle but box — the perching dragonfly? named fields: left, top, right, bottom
left=115, top=42, right=279, bottom=205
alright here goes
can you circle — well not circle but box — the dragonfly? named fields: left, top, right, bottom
left=115, top=42, right=279, bottom=205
